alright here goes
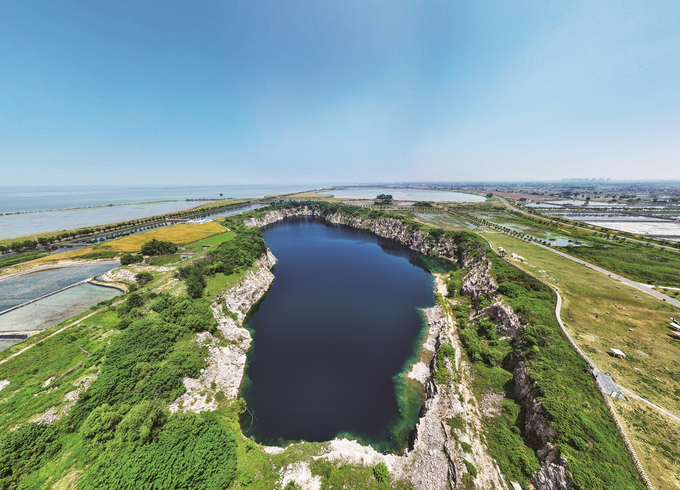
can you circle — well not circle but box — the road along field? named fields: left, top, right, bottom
left=479, top=229, right=680, bottom=489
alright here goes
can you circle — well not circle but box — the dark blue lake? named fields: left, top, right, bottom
left=241, top=217, right=438, bottom=451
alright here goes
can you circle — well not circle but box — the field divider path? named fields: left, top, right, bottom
left=479, top=235, right=657, bottom=489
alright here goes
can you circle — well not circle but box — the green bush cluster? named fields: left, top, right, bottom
left=432, top=344, right=456, bottom=385
left=135, top=271, right=153, bottom=286
left=120, top=253, right=144, bottom=265
left=81, top=412, right=237, bottom=489
left=141, top=238, right=178, bottom=256
left=0, top=423, right=61, bottom=489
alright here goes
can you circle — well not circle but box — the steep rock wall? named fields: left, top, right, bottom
left=514, top=361, right=574, bottom=490
left=244, top=207, right=486, bottom=270
left=169, top=250, right=278, bottom=412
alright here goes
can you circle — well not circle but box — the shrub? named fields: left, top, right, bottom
left=498, top=282, right=527, bottom=298
left=373, top=462, right=389, bottom=482
left=141, top=239, right=177, bottom=256
left=120, top=253, right=144, bottom=266
left=135, top=272, right=153, bottom=286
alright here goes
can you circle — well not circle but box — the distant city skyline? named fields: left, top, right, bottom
left=1, top=1, right=678, bottom=185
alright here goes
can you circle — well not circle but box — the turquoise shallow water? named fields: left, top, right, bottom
left=242, top=217, right=440, bottom=450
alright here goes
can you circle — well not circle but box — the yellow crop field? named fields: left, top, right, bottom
left=98, top=222, right=227, bottom=252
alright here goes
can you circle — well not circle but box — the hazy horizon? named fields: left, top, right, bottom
left=2, top=1, right=678, bottom=185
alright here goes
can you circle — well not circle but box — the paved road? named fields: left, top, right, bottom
left=620, top=387, right=680, bottom=424
left=475, top=202, right=680, bottom=308
left=497, top=196, right=680, bottom=253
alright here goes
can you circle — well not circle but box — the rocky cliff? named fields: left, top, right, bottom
left=220, top=250, right=277, bottom=323
left=461, top=253, right=574, bottom=489
left=169, top=250, right=277, bottom=413
left=514, top=361, right=574, bottom=490
left=244, top=207, right=486, bottom=269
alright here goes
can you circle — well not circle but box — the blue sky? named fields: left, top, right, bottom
left=1, top=0, right=678, bottom=184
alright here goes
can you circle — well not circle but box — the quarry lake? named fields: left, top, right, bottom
left=242, top=217, right=441, bottom=450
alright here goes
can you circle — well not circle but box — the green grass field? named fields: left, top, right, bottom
left=147, top=254, right=182, bottom=266
left=182, top=231, right=236, bottom=252
left=0, top=251, right=48, bottom=270
left=480, top=229, right=680, bottom=489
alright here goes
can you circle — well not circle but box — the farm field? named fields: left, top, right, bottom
left=411, top=212, right=475, bottom=229
left=96, top=222, right=227, bottom=252
left=286, top=191, right=334, bottom=199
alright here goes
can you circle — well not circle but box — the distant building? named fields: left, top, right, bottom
left=518, top=198, right=531, bottom=202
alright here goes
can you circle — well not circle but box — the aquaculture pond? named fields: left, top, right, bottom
left=0, top=262, right=120, bottom=312
left=242, top=217, right=448, bottom=451
left=0, top=283, right=122, bottom=334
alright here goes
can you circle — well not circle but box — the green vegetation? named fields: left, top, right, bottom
left=134, top=272, right=153, bottom=286
left=73, top=251, right=119, bottom=260
left=310, top=459, right=403, bottom=490
left=120, top=253, right=144, bottom=265
left=561, top=240, right=680, bottom=287
left=0, top=289, right=246, bottom=489
left=0, top=250, right=48, bottom=269
left=432, top=344, right=455, bottom=385
left=453, top=245, right=645, bottom=489
left=147, top=254, right=181, bottom=266
left=141, top=238, right=178, bottom=256
left=183, top=231, right=236, bottom=251
left=80, top=411, right=237, bottom=489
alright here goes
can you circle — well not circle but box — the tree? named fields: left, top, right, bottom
left=185, top=271, right=207, bottom=299
left=120, top=253, right=144, bottom=266
left=141, top=239, right=177, bottom=256
left=135, top=272, right=153, bottom=286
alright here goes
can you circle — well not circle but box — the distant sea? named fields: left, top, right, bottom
left=0, top=184, right=320, bottom=240
left=0, top=184, right=321, bottom=214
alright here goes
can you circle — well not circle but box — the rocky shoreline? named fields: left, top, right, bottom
left=175, top=206, right=573, bottom=489
left=168, top=251, right=277, bottom=413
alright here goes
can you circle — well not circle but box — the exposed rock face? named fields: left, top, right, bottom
left=220, top=250, right=277, bottom=324
left=169, top=250, right=277, bottom=412
left=243, top=207, right=486, bottom=269
left=514, top=361, right=574, bottom=490
left=461, top=258, right=496, bottom=301
left=30, top=373, right=98, bottom=424
left=477, top=301, right=522, bottom=338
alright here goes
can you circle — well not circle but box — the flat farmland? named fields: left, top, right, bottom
left=98, top=222, right=227, bottom=252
